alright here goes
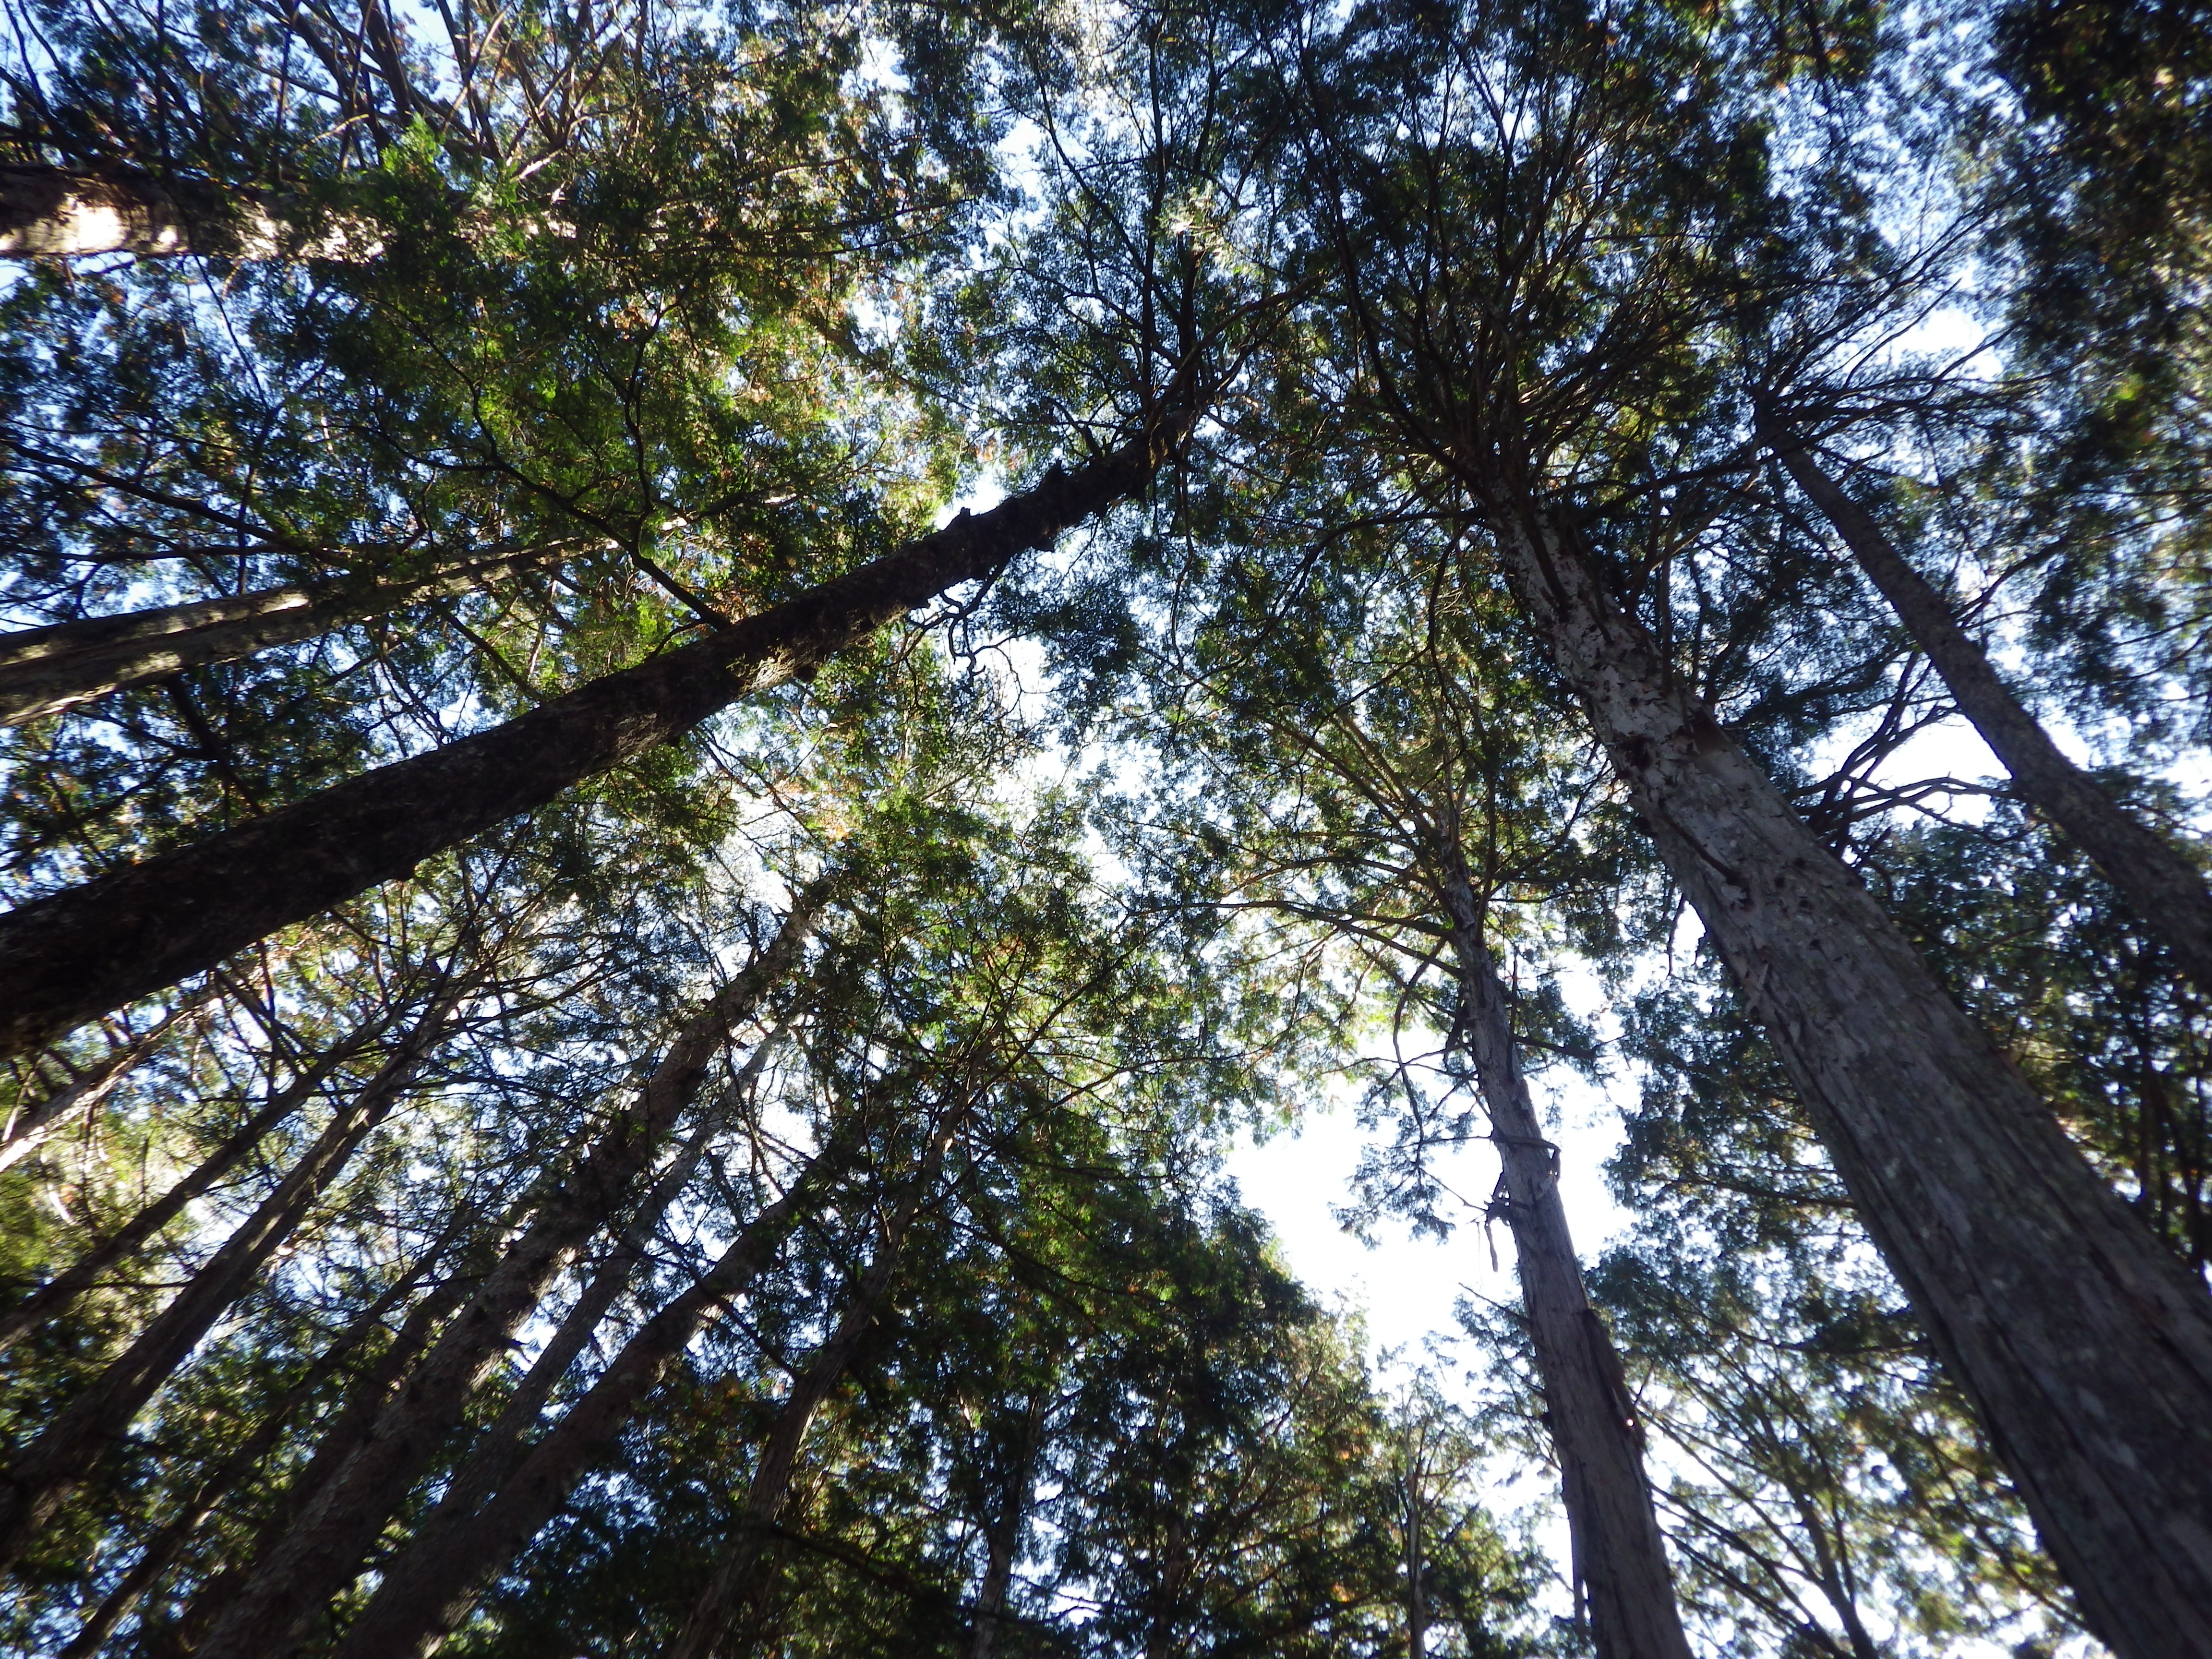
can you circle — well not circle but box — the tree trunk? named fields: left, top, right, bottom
left=1761, top=419, right=2212, bottom=994
left=0, top=1002, right=405, bottom=1354
left=0, top=166, right=373, bottom=260
left=0, top=989, right=457, bottom=1567
left=191, top=896, right=824, bottom=1659
left=664, top=1173, right=925, bottom=1659
left=1434, top=858, right=1693, bottom=1659
left=1480, top=489, right=2212, bottom=1659
left=58, top=1237, right=454, bottom=1659
left=0, top=414, right=1188, bottom=1062
left=322, top=1118, right=865, bottom=1659
left=0, top=545, right=569, bottom=728
left=969, top=1383, right=1050, bottom=1659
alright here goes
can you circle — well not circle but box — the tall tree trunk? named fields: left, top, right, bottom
left=59, top=1234, right=458, bottom=1659
left=0, top=166, right=372, bottom=260
left=322, top=1113, right=866, bottom=1659
left=0, top=986, right=216, bottom=1174
left=191, top=894, right=825, bottom=1659
left=1479, top=487, right=2212, bottom=1659
left=1761, top=418, right=2212, bottom=994
left=0, top=1001, right=405, bottom=1353
left=969, top=1386, right=1050, bottom=1659
left=0, top=546, right=569, bottom=728
left=0, top=989, right=457, bottom=1566
left=0, top=411, right=1191, bottom=1062
left=664, top=1162, right=929, bottom=1659
left=1434, top=856, right=1692, bottom=1659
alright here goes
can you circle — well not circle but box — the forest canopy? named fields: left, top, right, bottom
left=0, top=1, right=2208, bottom=1656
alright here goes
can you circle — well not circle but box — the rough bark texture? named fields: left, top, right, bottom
left=1484, top=493, right=2212, bottom=1659
left=192, top=897, right=821, bottom=1659
left=665, top=1190, right=918, bottom=1659
left=0, top=165, right=373, bottom=259
left=0, top=418, right=1185, bottom=1062
left=0, top=995, right=453, bottom=1567
left=1435, top=862, right=1691, bottom=1659
left=324, top=1122, right=858, bottom=1659
left=0, top=546, right=566, bottom=728
left=1763, top=421, right=2212, bottom=994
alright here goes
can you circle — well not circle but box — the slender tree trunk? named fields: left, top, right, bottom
left=0, top=990, right=457, bottom=1566
left=0, top=1003, right=404, bottom=1354
left=0, top=166, right=372, bottom=260
left=322, top=1117, right=865, bottom=1659
left=1761, top=420, right=2212, bottom=994
left=192, top=895, right=824, bottom=1659
left=0, top=986, right=216, bottom=1174
left=1479, top=488, right=2212, bottom=1659
left=1434, top=857, right=1692, bottom=1659
left=0, top=546, right=570, bottom=728
left=1405, top=1443, right=1427, bottom=1659
left=969, top=1384, right=1050, bottom=1659
left=157, top=1192, right=536, bottom=1659
left=0, top=413, right=1190, bottom=1061
left=665, top=1171, right=926, bottom=1659
left=59, top=1236, right=455, bottom=1659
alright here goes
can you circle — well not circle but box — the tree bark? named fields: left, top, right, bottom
left=190, top=894, right=824, bottom=1659
left=1761, top=419, right=2212, bottom=995
left=0, top=988, right=457, bottom=1567
left=0, top=1002, right=398, bottom=1354
left=0, top=414, right=1189, bottom=1062
left=0, top=165, right=374, bottom=260
left=664, top=1171, right=926, bottom=1659
left=0, top=546, right=568, bottom=728
left=321, top=1115, right=865, bottom=1659
left=1479, top=489, right=2212, bottom=1659
left=1434, top=858, right=1693, bottom=1659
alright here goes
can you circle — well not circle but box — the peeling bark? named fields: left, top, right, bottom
left=0, top=414, right=1188, bottom=1062
left=1482, top=493, right=2212, bottom=1659
left=1435, top=859, right=1692, bottom=1659
left=1763, top=420, right=2212, bottom=994
left=0, top=546, right=569, bottom=728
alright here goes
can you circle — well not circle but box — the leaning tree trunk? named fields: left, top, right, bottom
left=0, top=408, right=1191, bottom=1061
left=1434, top=855, right=1692, bottom=1659
left=664, top=1147, right=934, bottom=1659
left=0, top=544, right=571, bottom=728
left=0, top=986, right=459, bottom=1567
left=0, top=166, right=372, bottom=260
left=191, top=893, right=824, bottom=1659
left=1761, top=418, right=2212, bottom=995
left=321, top=1113, right=867, bottom=1659
left=1479, top=482, right=2212, bottom=1659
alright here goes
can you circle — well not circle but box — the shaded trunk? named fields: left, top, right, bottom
left=1482, top=491, right=2212, bottom=1659
left=665, top=1170, right=927, bottom=1659
left=0, top=990, right=456, bottom=1566
left=0, top=165, right=372, bottom=260
left=0, top=414, right=1189, bottom=1061
left=1763, top=420, right=2212, bottom=994
left=59, top=1237, right=456, bottom=1659
left=969, top=1387, right=1050, bottom=1659
left=192, top=895, right=824, bottom=1659
left=0, top=986, right=216, bottom=1174
left=323, top=1114, right=866, bottom=1659
left=1435, top=860, right=1692, bottom=1659
left=0, top=546, right=569, bottom=728
left=0, top=1002, right=405, bottom=1354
